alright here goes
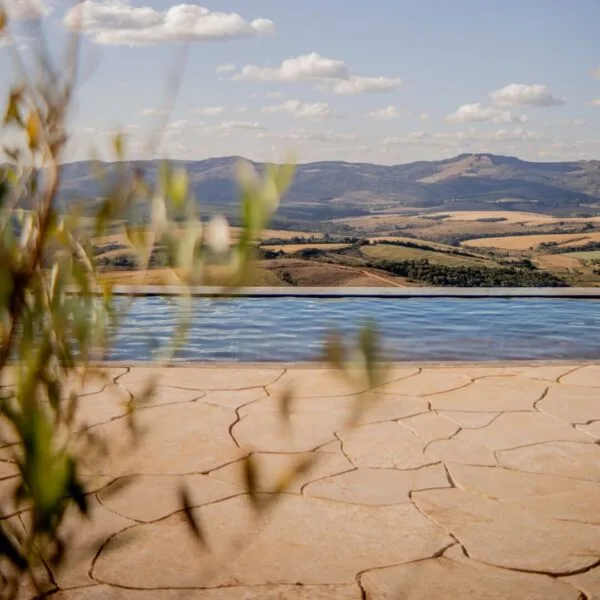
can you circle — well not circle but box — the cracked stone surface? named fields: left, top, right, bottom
left=361, top=545, right=580, bottom=599
left=7, top=364, right=600, bottom=599
left=93, top=495, right=452, bottom=587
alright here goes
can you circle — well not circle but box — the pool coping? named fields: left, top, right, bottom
left=105, top=285, right=600, bottom=298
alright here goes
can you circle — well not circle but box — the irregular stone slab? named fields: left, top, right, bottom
left=54, top=584, right=362, bottom=599
left=121, top=367, right=284, bottom=391
left=439, top=411, right=499, bottom=429
left=266, top=367, right=419, bottom=399
left=560, top=365, right=600, bottom=387
left=515, top=365, right=580, bottom=382
left=48, top=496, right=135, bottom=588
left=457, top=412, right=591, bottom=451
left=447, top=463, right=600, bottom=523
left=200, top=388, right=267, bottom=409
left=304, top=464, right=449, bottom=505
left=93, top=495, right=452, bottom=587
left=400, top=412, right=460, bottom=443
left=538, top=384, right=600, bottom=424
left=234, top=395, right=357, bottom=452
left=578, top=421, right=600, bottom=440
left=562, top=566, right=600, bottom=600
left=96, top=402, right=247, bottom=476
left=430, top=377, right=547, bottom=412
left=376, top=370, right=471, bottom=396
left=340, top=422, right=431, bottom=469
left=99, top=475, right=243, bottom=522
left=361, top=545, right=579, bottom=599
left=413, top=488, right=600, bottom=574
left=124, top=383, right=206, bottom=408
left=75, top=383, right=131, bottom=428
left=66, top=367, right=129, bottom=395
left=357, top=395, right=429, bottom=425
left=498, top=442, right=600, bottom=481
left=425, top=438, right=497, bottom=466
left=442, top=367, right=519, bottom=379
left=209, top=451, right=353, bottom=494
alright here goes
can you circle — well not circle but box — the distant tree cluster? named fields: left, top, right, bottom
left=373, top=259, right=568, bottom=287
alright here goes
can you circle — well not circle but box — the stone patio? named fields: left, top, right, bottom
left=2, top=363, right=600, bottom=599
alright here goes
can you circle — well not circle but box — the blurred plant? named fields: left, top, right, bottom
left=0, top=6, right=384, bottom=598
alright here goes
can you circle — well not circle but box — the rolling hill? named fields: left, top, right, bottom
left=58, top=153, right=600, bottom=221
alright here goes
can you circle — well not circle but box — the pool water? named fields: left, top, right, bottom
left=107, top=297, right=600, bottom=362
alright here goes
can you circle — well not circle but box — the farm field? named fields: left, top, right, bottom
left=463, top=232, right=600, bottom=250
left=360, top=243, right=495, bottom=268
left=262, top=243, right=351, bottom=253
left=564, top=250, right=600, bottom=260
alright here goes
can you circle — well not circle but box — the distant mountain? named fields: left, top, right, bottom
left=58, top=153, right=600, bottom=221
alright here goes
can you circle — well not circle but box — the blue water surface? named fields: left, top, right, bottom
left=106, top=297, right=600, bottom=362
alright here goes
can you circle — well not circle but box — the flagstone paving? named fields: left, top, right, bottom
left=1, top=363, right=599, bottom=599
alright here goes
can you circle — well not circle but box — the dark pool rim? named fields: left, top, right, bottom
left=89, top=286, right=600, bottom=298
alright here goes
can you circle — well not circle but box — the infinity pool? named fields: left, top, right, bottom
left=106, top=297, right=600, bottom=362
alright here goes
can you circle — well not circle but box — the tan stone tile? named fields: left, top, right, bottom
left=439, top=411, right=499, bottom=428
left=456, top=412, right=591, bottom=451
left=560, top=365, right=600, bottom=387
left=361, top=547, right=579, bottom=599
left=121, top=367, right=284, bottom=391
left=498, top=442, right=600, bottom=481
left=430, top=377, right=547, bottom=412
left=340, top=422, right=431, bottom=469
left=47, top=497, right=135, bottom=589
left=441, top=366, right=520, bottom=379
left=234, top=395, right=356, bottom=452
left=304, top=464, right=449, bottom=505
left=358, top=395, right=429, bottom=425
left=425, top=438, right=497, bottom=466
left=447, top=463, right=600, bottom=523
left=93, top=495, right=452, bottom=587
left=200, top=388, right=267, bottom=409
left=413, top=488, right=600, bottom=574
left=98, top=474, right=243, bottom=522
left=74, top=383, right=130, bottom=428
left=577, top=421, right=600, bottom=440
left=96, top=402, right=247, bottom=476
left=562, top=566, right=600, bottom=600
left=53, top=584, right=362, bottom=599
left=538, top=384, right=600, bottom=424
left=376, top=370, right=471, bottom=396
left=400, top=413, right=460, bottom=443
left=124, top=383, right=206, bottom=408
left=266, top=367, right=419, bottom=399
left=515, top=365, right=581, bottom=382
left=209, top=451, right=352, bottom=494
left=65, top=368, right=129, bottom=397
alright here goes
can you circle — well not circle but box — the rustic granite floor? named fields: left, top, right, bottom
left=2, top=364, right=599, bottom=599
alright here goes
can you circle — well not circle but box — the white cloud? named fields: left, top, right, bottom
left=490, top=84, right=564, bottom=107
left=446, top=102, right=527, bottom=124
left=64, top=2, right=275, bottom=46
left=191, top=106, right=225, bottom=116
left=591, top=66, right=600, bottom=79
left=216, top=63, right=236, bottom=74
left=219, top=120, right=265, bottom=130
left=565, top=119, right=586, bottom=128
left=238, top=105, right=249, bottom=113
left=330, top=76, right=401, bottom=95
left=141, top=107, right=168, bottom=117
left=258, top=128, right=355, bottom=143
left=262, top=100, right=332, bottom=119
left=233, top=52, right=401, bottom=94
left=420, top=112, right=430, bottom=121
left=265, top=91, right=282, bottom=98
left=384, top=127, right=542, bottom=147
left=2, top=0, right=50, bottom=20
left=589, top=98, right=600, bottom=106
left=234, top=53, right=349, bottom=82
left=366, top=105, right=407, bottom=119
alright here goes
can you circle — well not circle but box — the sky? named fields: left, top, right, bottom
left=1, top=0, right=600, bottom=165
